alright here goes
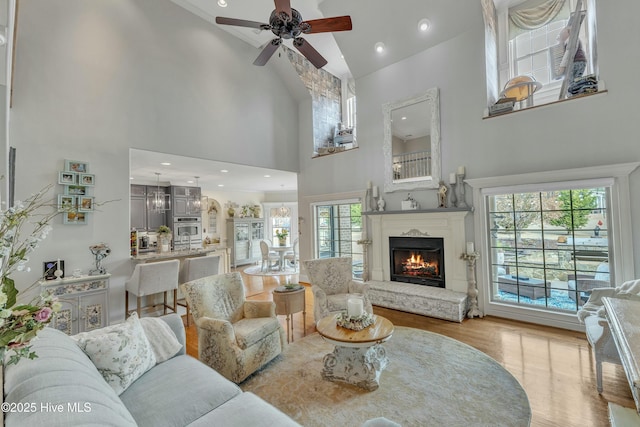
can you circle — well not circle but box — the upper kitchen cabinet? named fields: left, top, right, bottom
left=171, top=186, right=201, bottom=217
left=130, top=185, right=170, bottom=231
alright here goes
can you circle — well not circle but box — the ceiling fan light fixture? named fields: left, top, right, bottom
left=375, top=42, right=385, bottom=54
left=217, top=0, right=228, bottom=8
left=418, top=18, right=431, bottom=32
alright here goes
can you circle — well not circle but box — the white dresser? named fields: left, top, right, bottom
left=40, top=274, right=110, bottom=335
left=603, top=297, right=640, bottom=425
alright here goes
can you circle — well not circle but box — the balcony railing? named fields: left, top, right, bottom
left=393, top=150, right=431, bottom=180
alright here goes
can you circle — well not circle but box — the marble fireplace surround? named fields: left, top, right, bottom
left=367, top=210, right=470, bottom=294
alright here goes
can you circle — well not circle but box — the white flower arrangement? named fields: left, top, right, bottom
left=336, top=311, right=375, bottom=331
left=0, top=185, right=62, bottom=365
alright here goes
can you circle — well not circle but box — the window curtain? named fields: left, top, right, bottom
left=509, top=0, right=569, bottom=38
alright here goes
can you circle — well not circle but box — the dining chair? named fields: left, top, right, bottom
left=260, top=240, right=280, bottom=272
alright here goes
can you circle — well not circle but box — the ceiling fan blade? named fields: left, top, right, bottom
left=303, top=16, right=352, bottom=34
left=215, top=17, right=270, bottom=30
left=274, top=0, right=292, bottom=20
left=293, top=38, right=327, bottom=69
left=253, top=39, right=282, bottom=66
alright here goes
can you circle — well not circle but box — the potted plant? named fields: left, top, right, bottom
left=275, top=229, right=288, bottom=246
left=157, top=225, right=171, bottom=253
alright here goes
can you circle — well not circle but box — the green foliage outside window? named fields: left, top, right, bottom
left=549, top=190, right=597, bottom=233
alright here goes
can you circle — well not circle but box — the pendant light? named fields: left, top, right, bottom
left=151, top=172, right=169, bottom=212
left=192, top=176, right=201, bottom=211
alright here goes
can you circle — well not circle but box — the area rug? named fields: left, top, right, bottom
left=243, top=264, right=299, bottom=277
left=241, top=326, right=531, bottom=427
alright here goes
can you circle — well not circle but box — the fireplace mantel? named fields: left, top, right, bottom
left=367, top=210, right=470, bottom=293
left=363, top=207, right=471, bottom=216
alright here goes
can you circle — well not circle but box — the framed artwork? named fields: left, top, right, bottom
left=57, top=194, right=76, bottom=212
left=58, top=171, right=77, bottom=185
left=63, top=211, right=87, bottom=225
left=43, top=260, right=64, bottom=280
left=79, top=173, right=95, bottom=186
left=65, top=185, right=87, bottom=196
left=65, top=159, right=89, bottom=173
left=78, top=196, right=94, bottom=212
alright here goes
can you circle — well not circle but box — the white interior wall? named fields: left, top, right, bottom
left=8, top=0, right=301, bottom=322
left=297, top=0, right=640, bottom=286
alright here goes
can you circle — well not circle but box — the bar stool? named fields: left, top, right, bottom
left=125, top=259, right=180, bottom=318
left=178, top=255, right=221, bottom=326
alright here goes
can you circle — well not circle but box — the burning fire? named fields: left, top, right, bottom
left=401, top=252, right=438, bottom=277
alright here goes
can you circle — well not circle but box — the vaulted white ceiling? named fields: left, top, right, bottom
left=172, top=0, right=482, bottom=79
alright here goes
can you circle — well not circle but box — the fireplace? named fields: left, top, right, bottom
left=389, top=236, right=445, bottom=288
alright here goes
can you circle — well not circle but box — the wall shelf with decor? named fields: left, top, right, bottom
left=57, top=159, right=95, bottom=225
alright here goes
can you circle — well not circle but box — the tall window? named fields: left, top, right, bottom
left=493, top=0, right=598, bottom=106
left=313, top=200, right=363, bottom=278
left=487, top=185, right=611, bottom=313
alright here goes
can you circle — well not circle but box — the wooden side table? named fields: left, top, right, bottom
left=272, top=286, right=306, bottom=343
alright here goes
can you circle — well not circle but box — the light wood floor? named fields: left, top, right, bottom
left=183, top=267, right=635, bottom=427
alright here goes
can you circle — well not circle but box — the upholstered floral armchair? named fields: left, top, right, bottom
left=302, top=257, right=373, bottom=323
left=180, top=272, right=286, bottom=383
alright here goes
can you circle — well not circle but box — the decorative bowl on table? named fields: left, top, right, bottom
left=336, top=311, right=375, bottom=331
left=275, top=284, right=303, bottom=292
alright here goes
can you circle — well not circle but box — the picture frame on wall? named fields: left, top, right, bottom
left=78, top=196, right=94, bottom=212
left=63, top=211, right=87, bottom=225
left=43, top=260, right=64, bottom=280
left=58, top=171, right=77, bottom=185
left=65, top=185, right=87, bottom=196
left=79, top=173, right=95, bottom=186
left=65, top=159, right=89, bottom=173
left=57, top=194, right=76, bottom=212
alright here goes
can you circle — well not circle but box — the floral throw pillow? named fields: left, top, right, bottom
left=72, top=312, right=156, bottom=395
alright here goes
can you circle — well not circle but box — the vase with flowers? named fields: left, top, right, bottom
left=275, top=228, right=288, bottom=246
left=157, top=225, right=171, bottom=253
left=0, top=186, right=62, bottom=365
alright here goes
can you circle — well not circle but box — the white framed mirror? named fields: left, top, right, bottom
left=382, top=87, right=440, bottom=192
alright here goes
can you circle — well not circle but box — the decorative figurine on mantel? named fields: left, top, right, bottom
left=438, top=181, right=448, bottom=208
left=89, top=243, right=111, bottom=276
left=377, top=198, right=386, bottom=211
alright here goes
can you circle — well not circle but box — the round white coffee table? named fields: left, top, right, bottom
left=316, top=313, right=394, bottom=391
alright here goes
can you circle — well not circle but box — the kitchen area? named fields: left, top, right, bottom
left=128, top=149, right=299, bottom=272
left=130, top=182, right=204, bottom=254
left=129, top=179, right=230, bottom=272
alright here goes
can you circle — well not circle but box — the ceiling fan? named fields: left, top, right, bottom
left=215, top=0, right=352, bottom=69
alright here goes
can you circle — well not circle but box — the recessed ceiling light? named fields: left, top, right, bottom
left=221, top=169, right=229, bottom=173
left=218, top=184, right=224, bottom=187
left=187, top=180, right=194, bottom=184
left=130, top=177, right=134, bottom=180
left=401, top=116, right=407, bottom=120
left=161, top=162, right=171, bottom=166
left=264, top=174, right=271, bottom=178
left=418, top=18, right=431, bottom=32
left=217, top=0, right=228, bottom=7
left=374, top=42, right=385, bottom=54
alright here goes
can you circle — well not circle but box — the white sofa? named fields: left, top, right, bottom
left=3, top=313, right=300, bottom=426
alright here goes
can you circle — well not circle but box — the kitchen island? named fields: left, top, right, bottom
left=132, top=246, right=230, bottom=274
